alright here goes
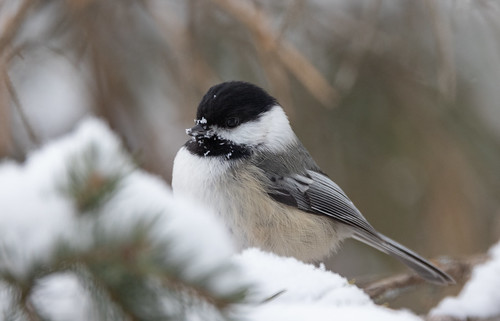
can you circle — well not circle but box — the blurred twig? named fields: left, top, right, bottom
left=0, top=0, right=36, bottom=58
left=3, top=70, right=40, bottom=146
left=323, top=10, right=398, bottom=55
left=21, top=298, right=43, bottom=321
left=210, top=0, right=340, bottom=108
left=0, top=64, right=10, bottom=157
left=0, top=0, right=38, bottom=157
left=333, top=0, right=382, bottom=93
left=269, top=0, right=306, bottom=112
left=424, top=0, right=456, bottom=103
left=146, top=1, right=219, bottom=94
left=276, top=0, right=305, bottom=42
left=427, top=315, right=500, bottom=321
left=362, top=254, right=488, bottom=302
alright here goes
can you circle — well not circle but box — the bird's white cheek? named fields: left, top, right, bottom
left=216, top=106, right=297, bottom=152
left=217, top=123, right=265, bottom=146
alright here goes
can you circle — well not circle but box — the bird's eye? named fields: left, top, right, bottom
left=225, top=117, right=240, bottom=128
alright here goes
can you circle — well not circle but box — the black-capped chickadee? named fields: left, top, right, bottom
left=172, top=81, right=454, bottom=285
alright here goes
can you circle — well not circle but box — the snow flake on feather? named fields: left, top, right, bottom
left=196, top=117, right=208, bottom=125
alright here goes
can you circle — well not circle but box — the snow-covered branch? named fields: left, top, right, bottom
left=0, top=119, right=498, bottom=321
left=363, top=254, right=489, bottom=302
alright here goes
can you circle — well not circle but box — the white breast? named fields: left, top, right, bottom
left=172, top=147, right=347, bottom=262
left=172, top=146, right=231, bottom=196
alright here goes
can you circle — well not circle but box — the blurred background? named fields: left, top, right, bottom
left=1, top=0, right=500, bottom=313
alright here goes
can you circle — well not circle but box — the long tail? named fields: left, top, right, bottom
left=353, top=232, right=455, bottom=285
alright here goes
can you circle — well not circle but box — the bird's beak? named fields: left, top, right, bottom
left=186, top=124, right=209, bottom=137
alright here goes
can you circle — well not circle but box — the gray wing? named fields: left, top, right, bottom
left=266, top=169, right=376, bottom=235
left=265, top=169, right=454, bottom=285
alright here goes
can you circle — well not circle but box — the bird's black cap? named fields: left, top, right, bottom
left=196, top=81, right=277, bottom=128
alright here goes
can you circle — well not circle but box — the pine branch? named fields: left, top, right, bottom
left=48, top=220, right=248, bottom=320
left=61, top=144, right=128, bottom=213
left=0, top=140, right=250, bottom=321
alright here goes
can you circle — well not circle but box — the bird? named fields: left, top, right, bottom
left=172, top=81, right=454, bottom=285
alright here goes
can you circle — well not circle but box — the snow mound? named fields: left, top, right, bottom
left=234, top=249, right=422, bottom=321
left=430, top=241, right=500, bottom=320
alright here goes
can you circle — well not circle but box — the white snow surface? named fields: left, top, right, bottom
left=430, top=241, right=500, bottom=320
left=233, top=249, right=422, bottom=321
left=32, top=274, right=93, bottom=320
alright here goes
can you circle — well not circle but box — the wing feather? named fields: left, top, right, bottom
left=265, top=168, right=454, bottom=284
left=267, top=169, right=378, bottom=236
